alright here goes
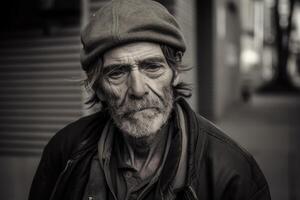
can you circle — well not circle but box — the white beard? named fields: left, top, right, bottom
left=107, top=87, right=173, bottom=138
left=115, top=108, right=168, bottom=138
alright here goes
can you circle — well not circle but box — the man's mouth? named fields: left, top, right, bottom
left=123, top=107, right=158, bottom=117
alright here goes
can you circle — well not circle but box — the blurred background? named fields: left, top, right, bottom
left=0, top=0, right=300, bottom=199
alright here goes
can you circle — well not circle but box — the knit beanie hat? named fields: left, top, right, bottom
left=80, top=0, right=186, bottom=71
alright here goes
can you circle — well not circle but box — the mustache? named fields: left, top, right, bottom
left=117, top=95, right=165, bottom=116
left=105, top=86, right=174, bottom=118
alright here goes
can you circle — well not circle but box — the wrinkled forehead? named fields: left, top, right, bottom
left=103, top=42, right=166, bottom=67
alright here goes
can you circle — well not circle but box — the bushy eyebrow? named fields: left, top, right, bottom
left=102, top=64, right=131, bottom=75
left=103, top=56, right=166, bottom=74
left=137, top=56, right=166, bottom=66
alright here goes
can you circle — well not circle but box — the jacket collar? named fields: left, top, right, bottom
left=68, top=98, right=207, bottom=200
left=172, top=98, right=208, bottom=200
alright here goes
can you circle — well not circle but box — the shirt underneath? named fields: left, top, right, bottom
left=83, top=105, right=188, bottom=200
left=111, top=122, right=172, bottom=200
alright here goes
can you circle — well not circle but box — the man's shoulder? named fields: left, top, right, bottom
left=184, top=107, right=270, bottom=199
left=179, top=98, right=256, bottom=171
left=44, top=111, right=109, bottom=157
left=196, top=114, right=252, bottom=166
left=53, top=111, right=106, bottom=140
left=194, top=114, right=268, bottom=191
left=179, top=99, right=258, bottom=174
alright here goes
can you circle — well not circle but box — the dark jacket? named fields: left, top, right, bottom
left=29, top=99, right=271, bottom=200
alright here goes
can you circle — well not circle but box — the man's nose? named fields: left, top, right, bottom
left=128, top=70, right=148, bottom=98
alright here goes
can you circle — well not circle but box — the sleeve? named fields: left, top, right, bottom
left=221, top=156, right=271, bottom=200
left=249, top=184, right=271, bottom=200
left=28, top=112, right=108, bottom=199
left=247, top=158, right=271, bottom=200
left=221, top=176, right=271, bottom=200
left=28, top=135, right=65, bottom=200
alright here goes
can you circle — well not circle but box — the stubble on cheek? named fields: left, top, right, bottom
left=103, top=84, right=174, bottom=138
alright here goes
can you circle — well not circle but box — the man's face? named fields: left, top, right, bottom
left=100, top=42, right=175, bottom=138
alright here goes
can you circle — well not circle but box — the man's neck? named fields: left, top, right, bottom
left=120, top=123, right=169, bottom=178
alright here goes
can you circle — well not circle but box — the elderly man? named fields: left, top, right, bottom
left=29, top=0, right=271, bottom=200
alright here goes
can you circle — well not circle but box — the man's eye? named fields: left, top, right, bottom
left=107, top=70, right=127, bottom=79
left=143, top=64, right=163, bottom=72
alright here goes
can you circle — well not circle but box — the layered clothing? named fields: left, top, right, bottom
left=29, top=98, right=271, bottom=200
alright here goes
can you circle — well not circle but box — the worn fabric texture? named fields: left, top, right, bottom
left=29, top=99, right=270, bottom=200
left=29, top=98, right=271, bottom=200
left=80, top=0, right=186, bottom=71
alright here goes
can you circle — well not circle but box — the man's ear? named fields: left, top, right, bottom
left=172, top=71, right=180, bottom=86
